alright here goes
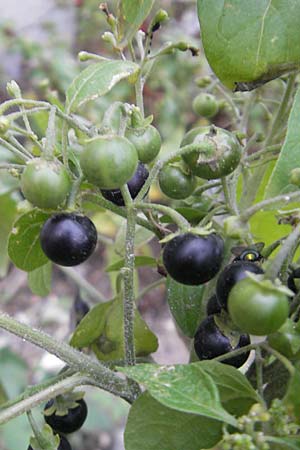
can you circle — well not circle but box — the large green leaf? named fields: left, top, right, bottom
left=197, top=0, right=300, bottom=90
left=8, top=210, right=50, bottom=272
left=120, top=362, right=237, bottom=426
left=27, top=262, right=52, bottom=296
left=117, top=0, right=155, bottom=46
left=0, top=193, right=18, bottom=277
left=66, top=61, right=139, bottom=113
left=265, top=436, right=300, bottom=449
left=264, top=84, right=300, bottom=198
left=166, top=277, right=205, bottom=338
left=124, top=392, right=222, bottom=450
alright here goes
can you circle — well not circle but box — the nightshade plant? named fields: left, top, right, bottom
left=1, top=1, right=300, bottom=449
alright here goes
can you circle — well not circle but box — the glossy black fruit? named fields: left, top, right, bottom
left=194, top=315, right=251, bottom=368
left=216, top=261, right=264, bottom=310
left=44, top=399, right=88, bottom=434
left=206, top=294, right=222, bottom=315
left=40, top=213, right=97, bottom=266
left=28, top=435, right=72, bottom=450
left=163, top=233, right=224, bottom=285
left=100, top=162, right=149, bottom=206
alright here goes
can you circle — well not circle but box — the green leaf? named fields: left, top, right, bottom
left=264, top=84, right=300, bottom=198
left=124, top=392, right=222, bottom=450
left=8, top=210, right=50, bottom=272
left=166, top=277, right=205, bottom=338
left=284, top=367, right=300, bottom=423
left=117, top=0, right=155, bottom=46
left=197, top=0, right=300, bottom=90
left=70, top=300, right=114, bottom=348
left=29, top=424, right=60, bottom=450
left=71, top=296, right=158, bottom=361
left=198, top=360, right=261, bottom=416
left=106, top=256, right=157, bottom=272
left=27, top=262, right=52, bottom=296
left=0, top=193, right=18, bottom=277
left=119, top=362, right=237, bottom=426
left=66, top=61, right=139, bottom=113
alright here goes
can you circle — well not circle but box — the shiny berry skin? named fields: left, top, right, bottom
left=44, top=399, right=88, bottom=434
left=216, top=261, right=264, bottom=310
left=194, top=315, right=251, bottom=367
left=21, top=158, right=71, bottom=209
left=125, top=125, right=161, bottom=163
left=206, top=294, right=222, bottom=315
left=80, top=135, right=138, bottom=189
left=28, top=435, right=72, bottom=450
left=163, top=233, right=224, bottom=285
left=101, top=162, right=149, bottom=206
left=158, top=164, right=196, bottom=199
left=40, top=213, right=97, bottom=266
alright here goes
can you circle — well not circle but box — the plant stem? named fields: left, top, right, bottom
left=255, top=347, right=265, bottom=402
left=27, top=410, right=48, bottom=448
left=0, top=313, right=137, bottom=402
left=83, top=192, right=159, bottom=236
left=265, top=222, right=300, bottom=281
left=0, top=374, right=94, bottom=425
left=44, top=106, right=56, bottom=160
left=0, top=137, right=31, bottom=162
left=221, top=177, right=236, bottom=215
left=261, top=343, right=295, bottom=376
left=135, top=202, right=190, bottom=229
left=59, top=266, right=106, bottom=302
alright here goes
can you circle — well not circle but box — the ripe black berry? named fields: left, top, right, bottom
left=44, top=399, right=88, bottom=434
left=206, top=294, right=222, bottom=315
left=101, top=162, right=149, bottom=206
left=194, top=316, right=250, bottom=368
left=40, top=213, right=97, bottom=266
left=163, top=233, right=224, bottom=285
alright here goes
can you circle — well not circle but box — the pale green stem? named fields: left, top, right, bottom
left=0, top=137, right=30, bottom=162
left=0, top=374, right=94, bottom=425
left=265, top=222, right=300, bottom=281
left=135, top=202, right=190, bottom=230
left=0, top=313, right=136, bottom=402
left=240, top=190, right=300, bottom=223
left=82, top=193, right=159, bottom=235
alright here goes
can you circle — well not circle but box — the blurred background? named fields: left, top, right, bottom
left=0, top=1, right=269, bottom=449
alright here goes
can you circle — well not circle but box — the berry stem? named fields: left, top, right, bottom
left=44, top=106, right=57, bottom=160
left=27, top=410, right=48, bottom=448
left=135, top=202, right=190, bottom=230
left=265, top=222, right=300, bottom=281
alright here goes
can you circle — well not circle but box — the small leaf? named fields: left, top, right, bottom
left=198, top=0, right=300, bottom=90
left=124, top=392, right=222, bottom=450
left=71, top=296, right=158, bottom=361
left=8, top=210, right=51, bottom=272
left=70, top=300, right=114, bottom=348
left=166, top=277, right=205, bottom=338
left=106, top=256, right=157, bottom=272
left=120, top=362, right=237, bottom=426
left=264, top=84, right=300, bottom=198
left=117, top=0, right=155, bottom=46
left=66, top=60, right=139, bottom=112
left=27, top=262, right=52, bottom=296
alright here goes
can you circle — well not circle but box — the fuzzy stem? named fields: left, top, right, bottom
left=265, top=222, right=300, bottom=281
left=0, top=313, right=137, bottom=402
left=0, top=374, right=93, bottom=425
left=135, top=202, right=190, bottom=230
